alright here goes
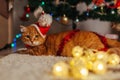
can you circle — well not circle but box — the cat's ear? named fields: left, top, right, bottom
left=20, top=25, right=27, bottom=32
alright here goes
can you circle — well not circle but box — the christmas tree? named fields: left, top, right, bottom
left=21, top=0, right=120, bottom=29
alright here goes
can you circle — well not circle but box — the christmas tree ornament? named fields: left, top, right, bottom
left=92, top=60, right=107, bottom=74
left=26, top=5, right=31, bottom=13
left=95, top=51, right=108, bottom=62
left=34, top=6, right=43, bottom=18
left=71, top=66, right=89, bottom=79
left=107, top=53, right=120, bottom=66
left=116, top=0, right=120, bottom=8
left=30, top=6, right=53, bottom=38
left=27, top=0, right=120, bottom=23
left=60, top=14, right=69, bottom=25
left=92, top=0, right=104, bottom=6
left=72, top=46, right=84, bottom=57
left=37, top=13, right=52, bottom=27
left=20, top=5, right=31, bottom=21
left=34, top=6, right=52, bottom=27
left=52, top=61, right=69, bottom=77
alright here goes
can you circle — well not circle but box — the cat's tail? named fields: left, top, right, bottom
left=107, top=39, right=120, bottom=56
left=107, top=38, right=120, bottom=48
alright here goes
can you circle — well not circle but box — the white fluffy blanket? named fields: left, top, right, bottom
left=0, top=53, right=120, bottom=80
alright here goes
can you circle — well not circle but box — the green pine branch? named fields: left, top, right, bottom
left=28, top=0, right=120, bottom=23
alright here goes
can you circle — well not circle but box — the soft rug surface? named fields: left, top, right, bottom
left=0, top=53, right=120, bottom=80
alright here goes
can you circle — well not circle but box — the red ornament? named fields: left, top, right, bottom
left=20, top=12, right=29, bottom=21
left=20, top=5, right=31, bottom=21
left=93, top=0, right=104, bottom=6
left=26, top=7, right=30, bottom=13
left=25, top=5, right=31, bottom=13
left=116, top=0, right=120, bottom=8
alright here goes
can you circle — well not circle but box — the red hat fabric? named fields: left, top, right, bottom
left=31, top=22, right=50, bottom=38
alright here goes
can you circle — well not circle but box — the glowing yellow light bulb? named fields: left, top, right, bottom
left=85, top=61, right=93, bottom=70
left=84, top=49, right=96, bottom=61
left=92, top=61, right=107, bottom=74
left=71, top=66, right=89, bottom=79
left=52, top=61, right=69, bottom=77
left=69, top=57, right=86, bottom=67
left=72, top=46, right=84, bottom=58
left=108, top=54, right=120, bottom=66
left=95, top=51, right=108, bottom=62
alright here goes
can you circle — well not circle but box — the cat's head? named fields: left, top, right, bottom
left=20, top=25, right=46, bottom=46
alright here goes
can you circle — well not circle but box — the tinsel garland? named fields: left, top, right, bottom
left=57, top=29, right=79, bottom=56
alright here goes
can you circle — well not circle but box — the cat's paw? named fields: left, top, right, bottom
left=14, top=48, right=28, bottom=54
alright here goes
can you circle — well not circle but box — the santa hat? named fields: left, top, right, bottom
left=31, top=23, right=50, bottom=38
left=32, top=6, right=52, bottom=38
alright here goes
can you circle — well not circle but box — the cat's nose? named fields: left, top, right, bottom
left=31, top=38, right=34, bottom=42
left=31, top=41, right=33, bottom=43
left=30, top=40, right=34, bottom=44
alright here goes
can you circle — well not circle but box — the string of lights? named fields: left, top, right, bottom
left=24, top=0, right=120, bottom=23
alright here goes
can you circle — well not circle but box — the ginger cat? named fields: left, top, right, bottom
left=19, top=25, right=120, bottom=57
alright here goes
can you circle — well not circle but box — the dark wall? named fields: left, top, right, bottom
left=0, top=0, right=8, bottom=18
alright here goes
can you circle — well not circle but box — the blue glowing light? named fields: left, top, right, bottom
left=16, top=35, right=19, bottom=38
left=11, top=33, right=21, bottom=48
left=41, top=1, right=45, bottom=5
left=86, top=12, right=89, bottom=16
left=18, top=34, right=22, bottom=37
left=56, top=17, right=60, bottom=21
left=50, top=13, right=53, bottom=16
left=11, top=43, right=15, bottom=48
left=13, top=38, right=17, bottom=42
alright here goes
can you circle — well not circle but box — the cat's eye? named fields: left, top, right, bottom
left=26, top=35, right=30, bottom=38
left=35, top=35, right=39, bottom=38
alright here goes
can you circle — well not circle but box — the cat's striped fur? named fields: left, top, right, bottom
left=20, top=25, right=120, bottom=57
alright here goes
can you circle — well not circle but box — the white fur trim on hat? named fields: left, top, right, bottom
left=31, top=24, right=46, bottom=38
left=34, top=6, right=43, bottom=18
